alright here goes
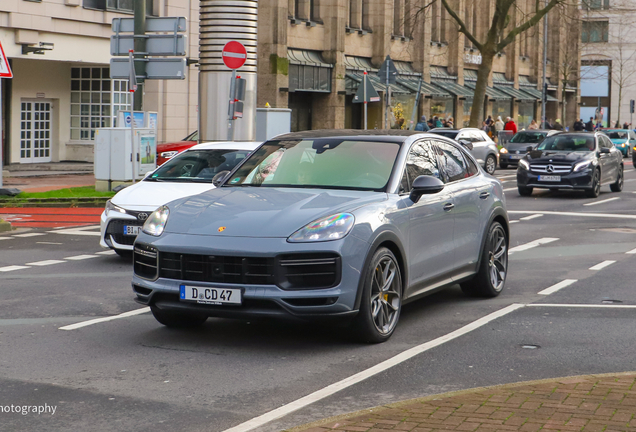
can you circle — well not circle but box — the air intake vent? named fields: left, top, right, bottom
left=277, top=253, right=341, bottom=290
left=134, top=244, right=158, bottom=280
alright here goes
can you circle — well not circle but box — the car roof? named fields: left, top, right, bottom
left=429, top=128, right=459, bottom=132
left=272, top=129, right=419, bottom=143
left=186, top=141, right=261, bottom=151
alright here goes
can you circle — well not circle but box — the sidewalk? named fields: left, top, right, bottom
left=290, top=373, right=636, bottom=432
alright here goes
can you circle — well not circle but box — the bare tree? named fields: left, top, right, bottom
left=555, top=2, right=580, bottom=125
left=439, top=0, right=564, bottom=127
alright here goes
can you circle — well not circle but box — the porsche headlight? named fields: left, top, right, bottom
left=518, top=159, right=530, bottom=170
left=142, top=206, right=169, bottom=236
left=105, top=200, right=126, bottom=215
left=288, top=213, right=355, bottom=243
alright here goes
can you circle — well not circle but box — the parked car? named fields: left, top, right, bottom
left=602, top=129, right=636, bottom=158
left=100, top=141, right=259, bottom=257
left=499, top=130, right=560, bottom=169
left=517, top=132, right=623, bottom=198
left=429, top=128, right=499, bottom=174
left=156, top=131, right=198, bottom=166
left=132, top=130, right=509, bottom=343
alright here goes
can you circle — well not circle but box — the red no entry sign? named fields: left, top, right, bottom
left=222, top=41, right=247, bottom=70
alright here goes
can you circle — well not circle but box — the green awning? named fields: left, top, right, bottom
left=397, top=78, right=451, bottom=98
left=345, top=72, right=410, bottom=95
left=520, top=86, right=558, bottom=102
left=496, top=85, right=536, bottom=102
left=431, top=79, right=474, bottom=98
left=464, top=82, right=511, bottom=101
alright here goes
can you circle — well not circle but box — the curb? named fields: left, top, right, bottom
left=0, top=197, right=109, bottom=208
left=0, top=218, right=11, bottom=232
left=284, top=371, right=636, bottom=432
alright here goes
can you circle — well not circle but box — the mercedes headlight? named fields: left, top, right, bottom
left=573, top=160, right=592, bottom=172
left=518, top=159, right=530, bottom=170
left=288, top=213, right=355, bottom=243
left=142, top=206, right=170, bottom=236
left=105, top=200, right=126, bottom=215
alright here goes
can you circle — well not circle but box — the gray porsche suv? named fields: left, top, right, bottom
left=132, top=130, right=510, bottom=342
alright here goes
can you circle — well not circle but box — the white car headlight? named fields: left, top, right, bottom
left=160, top=151, right=179, bottom=159
left=573, top=160, right=592, bottom=172
left=518, top=159, right=530, bottom=170
left=288, top=213, right=355, bottom=243
left=142, top=206, right=170, bottom=236
left=499, top=147, right=508, bottom=154
left=105, top=200, right=126, bottom=215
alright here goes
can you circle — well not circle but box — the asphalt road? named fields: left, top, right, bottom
left=1, top=161, right=636, bottom=431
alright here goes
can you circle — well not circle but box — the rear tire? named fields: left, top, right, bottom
left=610, top=166, right=624, bottom=192
left=586, top=169, right=601, bottom=198
left=518, top=186, right=533, bottom=196
left=461, top=222, right=508, bottom=298
left=151, top=306, right=207, bottom=328
left=485, top=155, right=497, bottom=175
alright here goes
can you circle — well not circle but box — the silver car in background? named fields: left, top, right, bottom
left=430, top=128, right=499, bottom=175
left=132, top=130, right=509, bottom=343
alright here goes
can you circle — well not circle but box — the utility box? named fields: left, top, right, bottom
left=94, top=128, right=156, bottom=191
left=256, top=108, right=292, bottom=141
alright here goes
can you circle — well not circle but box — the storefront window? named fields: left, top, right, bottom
left=70, top=67, right=130, bottom=141
left=492, top=100, right=511, bottom=122
left=430, top=98, right=454, bottom=122
left=518, top=102, right=534, bottom=130
left=463, top=98, right=473, bottom=127
left=390, top=95, right=416, bottom=129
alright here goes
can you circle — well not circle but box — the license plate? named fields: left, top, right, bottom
left=510, top=155, right=523, bottom=159
left=180, top=284, right=242, bottom=305
left=538, top=175, right=561, bottom=182
left=124, top=225, right=141, bottom=236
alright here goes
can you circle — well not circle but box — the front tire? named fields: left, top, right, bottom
left=151, top=306, right=207, bottom=328
left=461, top=222, right=508, bottom=297
left=485, top=155, right=497, bottom=175
left=586, top=169, right=601, bottom=198
left=518, top=186, right=533, bottom=196
left=610, top=165, right=624, bottom=192
left=351, top=248, right=402, bottom=343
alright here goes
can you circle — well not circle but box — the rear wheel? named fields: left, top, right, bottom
left=610, top=165, right=624, bottom=192
left=485, top=155, right=497, bottom=175
left=518, top=186, right=533, bottom=196
left=151, top=306, right=207, bottom=328
left=586, top=169, right=601, bottom=198
left=461, top=222, right=508, bottom=297
left=351, top=248, right=402, bottom=343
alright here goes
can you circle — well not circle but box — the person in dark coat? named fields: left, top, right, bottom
left=573, top=119, right=584, bottom=131
left=414, top=115, right=430, bottom=131
left=585, top=117, right=595, bottom=132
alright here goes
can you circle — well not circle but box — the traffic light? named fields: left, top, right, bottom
left=630, top=99, right=634, bottom=114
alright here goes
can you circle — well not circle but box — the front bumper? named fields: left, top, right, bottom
left=499, top=153, right=527, bottom=166
left=517, top=168, right=594, bottom=190
left=131, top=233, right=371, bottom=321
left=100, top=211, right=146, bottom=251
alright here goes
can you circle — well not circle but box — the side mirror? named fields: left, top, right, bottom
left=409, top=175, right=445, bottom=203
left=526, top=146, right=535, bottom=152
left=212, top=170, right=231, bottom=186
left=458, top=139, right=473, bottom=151
left=600, top=147, right=610, bottom=154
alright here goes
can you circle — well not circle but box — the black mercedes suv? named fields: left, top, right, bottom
left=516, top=132, right=624, bottom=198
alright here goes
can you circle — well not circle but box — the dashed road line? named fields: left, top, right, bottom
left=626, top=247, right=636, bottom=254
left=36, top=242, right=63, bottom=245
left=508, top=210, right=636, bottom=220
left=50, top=225, right=101, bottom=237
left=496, top=174, right=518, bottom=180
left=503, top=187, right=517, bottom=192
left=589, top=260, right=616, bottom=270
left=509, top=220, right=519, bottom=224
left=583, top=197, right=620, bottom=207
left=25, top=260, right=66, bottom=267
left=528, top=303, right=636, bottom=309
left=0, top=237, right=14, bottom=241
left=64, top=255, right=99, bottom=261
left=538, top=279, right=578, bottom=296
left=59, top=307, right=151, bottom=331
left=12, top=233, right=47, bottom=238
left=0, top=265, right=30, bottom=272
left=509, top=238, right=559, bottom=255
left=96, top=250, right=117, bottom=256
left=520, top=214, right=543, bottom=221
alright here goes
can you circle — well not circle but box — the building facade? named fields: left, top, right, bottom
left=580, top=0, right=636, bottom=127
left=0, top=0, right=199, bottom=165
left=257, top=0, right=580, bottom=132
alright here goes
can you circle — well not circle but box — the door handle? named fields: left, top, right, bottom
left=443, top=203, right=455, bottom=212
left=479, top=191, right=490, bottom=199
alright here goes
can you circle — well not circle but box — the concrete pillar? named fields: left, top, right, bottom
left=257, top=0, right=289, bottom=109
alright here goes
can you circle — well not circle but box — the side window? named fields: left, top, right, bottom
left=602, top=136, right=612, bottom=149
left=400, top=142, right=441, bottom=193
left=464, top=153, right=479, bottom=177
left=473, top=131, right=486, bottom=142
left=436, top=141, right=469, bottom=183
left=630, top=131, right=636, bottom=141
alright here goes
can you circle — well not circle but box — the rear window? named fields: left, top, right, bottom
left=605, top=130, right=628, bottom=139
left=510, top=131, right=547, bottom=143
left=430, top=130, right=458, bottom=140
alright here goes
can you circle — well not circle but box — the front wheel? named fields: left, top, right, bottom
left=485, top=155, right=497, bottom=175
left=610, top=166, right=624, bottom=192
left=586, top=169, right=601, bottom=198
left=461, top=222, right=508, bottom=297
left=151, top=306, right=207, bottom=328
left=518, top=186, right=533, bottom=196
left=351, top=248, right=402, bottom=343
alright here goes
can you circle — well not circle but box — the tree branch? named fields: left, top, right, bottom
left=497, top=0, right=563, bottom=52
left=439, top=0, right=483, bottom=51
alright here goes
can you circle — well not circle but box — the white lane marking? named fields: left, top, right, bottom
left=496, top=174, right=518, bottom=180
left=583, top=197, right=620, bottom=207
left=0, top=265, right=30, bottom=272
left=59, top=307, right=151, bottom=331
left=0, top=237, right=14, bottom=241
left=508, top=210, right=636, bottom=220
left=509, top=220, right=519, bottom=224
left=528, top=303, right=636, bottom=309
left=222, top=304, right=525, bottom=432
left=520, top=214, right=543, bottom=221
left=12, top=233, right=46, bottom=238
left=626, top=247, right=636, bottom=254
left=624, top=179, right=636, bottom=183
left=96, top=250, right=117, bottom=256
left=50, top=225, right=101, bottom=237
left=64, top=255, right=98, bottom=261
left=503, top=187, right=517, bottom=192
left=25, top=260, right=66, bottom=266
left=509, top=238, right=559, bottom=255
left=589, top=260, right=616, bottom=270
left=538, top=279, right=578, bottom=296
left=36, top=242, right=63, bottom=245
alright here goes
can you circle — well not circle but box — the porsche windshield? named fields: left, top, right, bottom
left=147, top=149, right=250, bottom=182
left=224, top=139, right=401, bottom=191
left=536, top=135, right=595, bottom=152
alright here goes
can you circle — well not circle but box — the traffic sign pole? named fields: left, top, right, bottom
left=129, top=50, right=138, bottom=185
left=221, top=41, right=247, bottom=142
left=227, top=69, right=237, bottom=141
left=385, top=66, right=389, bottom=129
left=363, top=71, right=368, bottom=130
left=0, top=41, right=14, bottom=189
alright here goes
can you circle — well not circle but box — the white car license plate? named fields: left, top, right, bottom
left=124, top=225, right=141, bottom=236
left=180, top=284, right=242, bottom=305
left=538, top=175, right=561, bottom=182
left=510, top=155, right=522, bottom=159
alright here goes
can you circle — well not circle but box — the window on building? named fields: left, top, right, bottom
left=582, top=21, right=609, bottom=43
left=83, top=0, right=156, bottom=15
left=70, top=67, right=131, bottom=141
left=393, top=0, right=404, bottom=36
left=583, top=0, right=609, bottom=9
left=431, top=1, right=447, bottom=43
left=361, top=0, right=370, bottom=30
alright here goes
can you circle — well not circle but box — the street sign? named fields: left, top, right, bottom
left=112, top=17, right=187, bottom=33
left=352, top=75, right=380, bottom=103
left=0, top=41, right=13, bottom=78
left=110, top=58, right=186, bottom=80
left=222, top=41, right=247, bottom=70
left=111, top=34, right=187, bottom=56
left=377, top=55, right=397, bottom=85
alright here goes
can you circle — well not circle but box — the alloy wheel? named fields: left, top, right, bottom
left=485, top=156, right=496, bottom=174
left=593, top=172, right=601, bottom=196
left=487, top=225, right=507, bottom=292
left=370, top=256, right=401, bottom=335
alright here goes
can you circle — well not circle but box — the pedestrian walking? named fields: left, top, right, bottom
left=414, top=115, right=430, bottom=131
left=585, top=117, right=594, bottom=132
left=504, top=117, right=518, bottom=134
left=573, top=119, right=584, bottom=131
